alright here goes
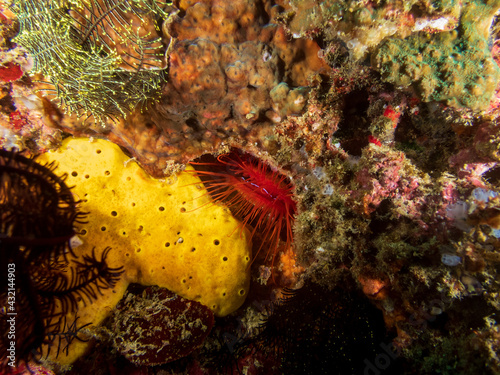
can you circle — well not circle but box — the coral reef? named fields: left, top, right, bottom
left=0, top=7, right=62, bottom=153
left=22, top=0, right=328, bottom=176
left=275, top=80, right=500, bottom=373
left=2, top=0, right=500, bottom=374
left=373, top=3, right=500, bottom=110
left=280, top=0, right=500, bottom=110
left=277, top=0, right=460, bottom=60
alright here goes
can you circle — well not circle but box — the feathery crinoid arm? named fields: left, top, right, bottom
left=11, top=0, right=169, bottom=125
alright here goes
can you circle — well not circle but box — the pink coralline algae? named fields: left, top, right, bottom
left=352, top=148, right=426, bottom=220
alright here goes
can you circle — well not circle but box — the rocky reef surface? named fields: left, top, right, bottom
left=1, top=0, right=500, bottom=374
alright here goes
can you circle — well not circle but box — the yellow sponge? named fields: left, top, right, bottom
left=36, top=138, right=251, bottom=364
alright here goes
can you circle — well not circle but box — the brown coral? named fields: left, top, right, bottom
left=54, top=0, right=327, bottom=176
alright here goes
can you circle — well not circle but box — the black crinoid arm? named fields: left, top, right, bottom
left=0, top=150, right=123, bottom=372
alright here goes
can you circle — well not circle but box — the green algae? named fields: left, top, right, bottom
left=374, top=30, right=499, bottom=109
left=283, top=0, right=500, bottom=110
left=373, top=1, right=500, bottom=110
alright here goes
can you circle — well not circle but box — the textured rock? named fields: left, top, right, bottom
left=112, top=285, right=214, bottom=366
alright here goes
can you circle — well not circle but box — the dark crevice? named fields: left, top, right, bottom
left=334, top=88, right=371, bottom=156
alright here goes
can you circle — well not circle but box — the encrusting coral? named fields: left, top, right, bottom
left=279, top=0, right=500, bottom=110
left=23, top=0, right=329, bottom=176
left=373, top=2, right=500, bottom=110
left=35, top=137, right=252, bottom=365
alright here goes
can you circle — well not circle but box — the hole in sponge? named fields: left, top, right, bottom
left=180, top=207, right=186, bottom=213
left=165, top=242, right=171, bottom=247
left=104, top=170, right=110, bottom=176
left=159, top=206, right=165, bottom=211
left=239, top=289, right=245, bottom=296
left=96, top=149, right=101, bottom=154
left=71, top=171, right=78, bottom=177
left=100, top=226, right=106, bottom=231
left=222, top=256, right=228, bottom=261
left=111, top=211, right=117, bottom=217
left=214, top=239, right=220, bottom=245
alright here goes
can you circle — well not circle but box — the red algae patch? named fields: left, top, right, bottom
left=0, top=62, right=23, bottom=82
